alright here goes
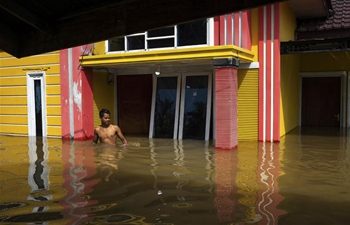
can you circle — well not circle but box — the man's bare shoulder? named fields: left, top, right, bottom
left=110, top=124, right=121, bottom=130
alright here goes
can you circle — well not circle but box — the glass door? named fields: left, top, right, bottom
left=150, top=76, right=181, bottom=139
left=179, top=75, right=211, bottom=140
left=150, top=73, right=212, bottom=140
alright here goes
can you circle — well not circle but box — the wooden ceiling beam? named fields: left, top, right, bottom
left=0, top=0, right=53, bottom=35
left=7, top=0, right=284, bottom=58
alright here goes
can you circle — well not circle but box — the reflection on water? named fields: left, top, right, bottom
left=0, top=128, right=349, bottom=224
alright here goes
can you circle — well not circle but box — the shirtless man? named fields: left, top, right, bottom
left=92, top=109, right=128, bottom=146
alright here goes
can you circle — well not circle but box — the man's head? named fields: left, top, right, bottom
left=99, top=109, right=111, bottom=118
left=99, top=109, right=111, bottom=127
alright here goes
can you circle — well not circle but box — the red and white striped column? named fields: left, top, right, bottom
left=258, top=4, right=280, bottom=142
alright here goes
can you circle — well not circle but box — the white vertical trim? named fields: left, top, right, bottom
left=149, top=75, right=158, bottom=138
left=205, top=73, right=212, bottom=141
left=174, top=24, right=178, bottom=47
left=208, top=18, right=215, bottom=46
left=224, top=14, right=227, bottom=45
left=178, top=74, right=186, bottom=139
left=232, top=13, right=235, bottom=44
left=68, top=48, right=74, bottom=138
left=263, top=6, right=267, bottom=142
left=270, top=5, right=274, bottom=142
left=174, top=75, right=182, bottom=139
left=27, top=74, right=36, bottom=136
left=239, top=11, right=242, bottom=47
left=41, top=74, right=47, bottom=137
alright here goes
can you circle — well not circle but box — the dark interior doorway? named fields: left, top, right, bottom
left=301, top=77, right=341, bottom=127
left=117, top=75, right=153, bottom=136
left=34, top=80, right=43, bottom=136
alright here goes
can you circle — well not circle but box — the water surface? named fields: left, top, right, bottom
left=0, top=128, right=349, bottom=224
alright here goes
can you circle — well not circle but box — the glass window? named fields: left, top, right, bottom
left=127, top=35, right=145, bottom=50
left=178, top=19, right=207, bottom=46
left=148, top=38, right=174, bottom=49
left=148, top=27, right=174, bottom=37
left=108, top=37, right=125, bottom=51
left=107, top=18, right=208, bottom=52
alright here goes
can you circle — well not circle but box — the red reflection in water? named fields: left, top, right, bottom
left=214, top=149, right=238, bottom=223
left=60, top=142, right=98, bottom=224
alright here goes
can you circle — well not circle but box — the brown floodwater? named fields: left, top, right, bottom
left=0, top=128, right=349, bottom=225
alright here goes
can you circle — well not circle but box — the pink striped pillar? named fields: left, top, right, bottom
left=214, top=58, right=239, bottom=150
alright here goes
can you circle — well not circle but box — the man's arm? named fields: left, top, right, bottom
left=92, top=128, right=99, bottom=145
left=115, top=125, right=128, bottom=145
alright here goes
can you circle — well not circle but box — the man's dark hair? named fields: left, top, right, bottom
left=99, top=108, right=111, bottom=118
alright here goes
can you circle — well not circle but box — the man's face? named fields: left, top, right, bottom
left=101, top=113, right=111, bottom=126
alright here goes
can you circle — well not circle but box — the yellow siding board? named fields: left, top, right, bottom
left=46, top=96, right=61, bottom=105
left=47, top=126, right=61, bottom=137
left=0, top=54, right=59, bottom=67
left=237, top=69, right=259, bottom=140
left=0, top=115, right=27, bottom=124
left=0, top=96, right=27, bottom=105
left=0, top=87, right=27, bottom=96
left=47, top=106, right=61, bottom=115
left=0, top=51, right=59, bottom=58
left=0, top=125, right=28, bottom=134
left=0, top=96, right=60, bottom=105
left=47, top=116, right=62, bottom=126
left=0, top=77, right=26, bottom=86
left=46, top=85, right=61, bottom=95
left=0, top=66, right=60, bottom=77
left=0, top=106, right=27, bottom=115
left=0, top=75, right=59, bottom=86
left=46, top=75, right=61, bottom=85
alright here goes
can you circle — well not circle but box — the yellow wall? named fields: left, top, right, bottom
left=278, top=2, right=299, bottom=137
left=93, top=71, right=115, bottom=128
left=251, top=8, right=259, bottom=62
left=238, top=69, right=259, bottom=140
left=93, top=41, right=106, bottom=55
left=280, top=54, right=300, bottom=136
left=300, top=51, right=350, bottom=72
left=279, top=2, right=296, bottom=42
left=0, top=51, right=61, bottom=136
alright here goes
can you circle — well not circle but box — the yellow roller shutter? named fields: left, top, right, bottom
left=237, top=69, right=259, bottom=140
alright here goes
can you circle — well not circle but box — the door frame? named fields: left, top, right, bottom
left=27, top=72, right=47, bottom=136
left=149, top=72, right=212, bottom=140
left=300, top=71, right=347, bottom=128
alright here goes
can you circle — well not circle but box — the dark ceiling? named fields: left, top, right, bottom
left=0, top=0, right=283, bottom=58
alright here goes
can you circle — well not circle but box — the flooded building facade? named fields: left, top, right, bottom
left=1, top=1, right=349, bottom=149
